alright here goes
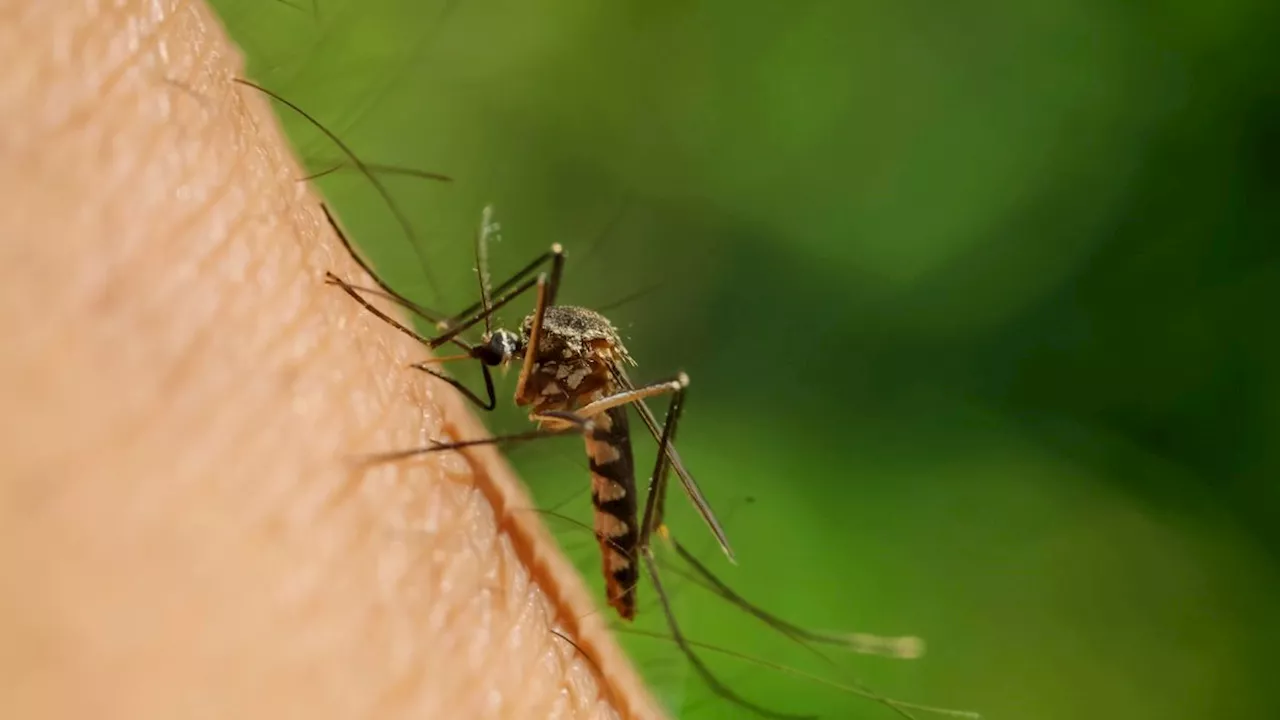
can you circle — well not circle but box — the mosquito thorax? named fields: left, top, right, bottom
left=519, top=305, right=635, bottom=367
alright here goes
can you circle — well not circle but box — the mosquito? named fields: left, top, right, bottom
left=322, top=200, right=717, bottom=614
left=237, top=78, right=980, bottom=720
left=319, top=203, right=976, bottom=720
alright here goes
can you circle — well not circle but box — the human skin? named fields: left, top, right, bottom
left=0, top=2, right=665, bottom=718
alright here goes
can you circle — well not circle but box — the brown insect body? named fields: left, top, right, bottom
left=239, top=75, right=976, bottom=715
left=515, top=305, right=642, bottom=619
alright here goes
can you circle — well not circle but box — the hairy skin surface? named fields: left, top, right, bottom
left=0, top=2, right=664, bottom=718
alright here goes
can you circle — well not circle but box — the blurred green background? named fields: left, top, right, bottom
left=212, top=1, right=1280, bottom=718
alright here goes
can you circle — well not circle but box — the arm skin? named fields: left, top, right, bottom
left=0, top=2, right=665, bottom=719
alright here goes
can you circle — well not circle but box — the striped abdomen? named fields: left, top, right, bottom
left=585, top=406, right=639, bottom=620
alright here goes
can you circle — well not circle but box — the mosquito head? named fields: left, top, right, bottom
left=475, top=328, right=523, bottom=367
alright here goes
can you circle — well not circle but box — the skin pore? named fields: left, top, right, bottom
left=0, top=1, right=664, bottom=718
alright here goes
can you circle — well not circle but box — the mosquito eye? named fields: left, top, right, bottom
left=473, top=344, right=502, bottom=366
left=482, top=331, right=521, bottom=365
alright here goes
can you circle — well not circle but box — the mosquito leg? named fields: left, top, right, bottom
left=323, top=205, right=560, bottom=411
left=323, top=274, right=465, bottom=348
left=638, top=393, right=923, bottom=719
left=323, top=205, right=548, bottom=354
left=234, top=80, right=436, bottom=292
left=667, top=539, right=925, bottom=658
left=353, top=417, right=589, bottom=465
left=639, top=551, right=815, bottom=720
left=572, top=373, right=688, bottom=421
left=325, top=272, right=437, bottom=347
left=301, top=161, right=451, bottom=184
left=539, top=504, right=933, bottom=719
left=614, top=365, right=735, bottom=562
left=324, top=201, right=565, bottom=356
left=437, top=243, right=565, bottom=334
left=322, top=202, right=553, bottom=345
left=513, top=273, right=552, bottom=402
left=633, top=383, right=813, bottom=718
left=322, top=280, right=452, bottom=329
left=322, top=271, right=500, bottom=386
left=638, top=380, right=685, bottom=553
left=321, top=204, right=446, bottom=324
left=418, top=205, right=563, bottom=348
left=427, top=248, right=562, bottom=351
left=408, top=360, right=498, bottom=412
left=326, top=271, right=509, bottom=411
left=663, top=542, right=925, bottom=720
left=545, top=239, right=565, bottom=306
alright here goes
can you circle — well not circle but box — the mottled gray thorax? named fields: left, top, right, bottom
left=516, top=305, right=635, bottom=413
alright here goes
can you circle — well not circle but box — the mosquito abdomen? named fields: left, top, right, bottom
left=585, top=406, right=640, bottom=621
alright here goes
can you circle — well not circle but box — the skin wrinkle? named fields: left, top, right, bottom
left=146, top=142, right=245, bottom=271
left=151, top=202, right=319, bottom=412
left=142, top=202, right=257, bottom=410
left=33, top=3, right=164, bottom=145
left=92, top=3, right=179, bottom=116
left=87, top=198, right=262, bottom=468
left=66, top=101, right=244, bottom=329
left=0, top=1, right=668, bottom=720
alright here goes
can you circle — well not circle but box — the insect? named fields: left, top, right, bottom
left=319, top=200, right=710, bottom=605
left=236, top=77, right=980, bottom=720
left=319, top=202, right=974, bottom=720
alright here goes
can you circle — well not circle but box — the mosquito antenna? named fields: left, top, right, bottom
left=233, top=79, right=441, bottom=297
left=476, top=205, right=499, bottom=337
